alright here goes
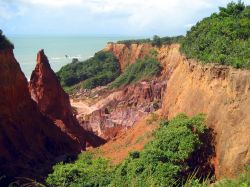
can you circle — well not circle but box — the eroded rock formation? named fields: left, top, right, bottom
left=72, top=80, right=166, bottom=140
left=29, top=50, right=75, bottom=126
left=29, top=50, right=105, bottom=148
left=0, top=48, right=79, bottom=178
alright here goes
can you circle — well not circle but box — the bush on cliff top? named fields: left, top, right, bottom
left=0, top=30, right=14, bottom=50
left=109, top=51, right=162, bottom=89
left=117, top=35, right=184, bottom=47
left=181, top=2, right=250, bottom=69
left=56, top=51, right=120, bottom=89
left=47, top=114, right=214, bottom=187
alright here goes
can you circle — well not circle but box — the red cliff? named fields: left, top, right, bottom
left=29, top=50, right=105, bottom=148
left=0, top=48, right=80, bottom=178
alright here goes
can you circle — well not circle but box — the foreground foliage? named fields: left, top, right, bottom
left=181, top=2, right=250, bottom=69
left=57, top=51, right=120, bottom=89
left=109, top=51, right=162, bottom=89
left=47, top=114, right=214, bottom=187
left=46, top=153, right=113, bottom=187
left=110, top=114, right=208, bottom=187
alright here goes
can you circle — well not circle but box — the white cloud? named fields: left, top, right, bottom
left=80, top=0, right=222, bottom=32
left=0, top=4, right=12, bottom=19
left=1, top=0, right=250, bottom=35
left=0, top=1, right=26, bottom=19
left=21, top=0, right=84, bottom=7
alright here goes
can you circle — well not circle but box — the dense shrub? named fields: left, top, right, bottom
left=151, top=35, right=162, bottom=47
left=109, top=52, right=162, bottom=89
left=151, top=35, right=185, bottom=47
left=0, top=30, right=14, bottom=50
left=111, top=114, right=207, bottom=187
left=181, top=2, right=250, bottom=69
left=47, top=114, right=213, bottom=187
left=117, top=38, right=151, bottom=45
left=57, top=51, right=120, bottom=89
left=159, top=35, right=184, bottom=45
left=117, top=35, right=184, bottom=47
left=46, top=153, right=113, bottom=187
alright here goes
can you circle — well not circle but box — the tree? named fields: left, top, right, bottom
left=152, top=35, right=162, bottom=47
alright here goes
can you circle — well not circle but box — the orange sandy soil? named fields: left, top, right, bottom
left=88, top=110, right=163, bottom=164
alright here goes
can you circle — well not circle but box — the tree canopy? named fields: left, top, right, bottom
left=57, top=51, right=120, bottom=90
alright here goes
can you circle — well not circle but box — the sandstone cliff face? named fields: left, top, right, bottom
left=29, top=50, right=105, bottom=148
left=105, top=43, right=153, bottom=72
left=159, top=44, right=250, bottom=179
left=0, top=48, right=79, bottom=177
left=105, top=43, right=250, bottom=179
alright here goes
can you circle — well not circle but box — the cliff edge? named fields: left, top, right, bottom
left=106, top=43, right=250, bottom=179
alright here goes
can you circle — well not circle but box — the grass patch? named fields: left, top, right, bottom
left=109, top=53, right=162, bottom=89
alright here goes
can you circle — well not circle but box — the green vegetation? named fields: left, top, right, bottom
left=181, top=2, right=250, bottom=69
left=117, top=35, right=184, bottom=47
left=57, top=51, right=120, bottom=89
left=46, top=153, right=113, bottom=187
left=109, top=51, right=162, bottom=89
left=0, top=30, right=14, bottom=50
left=152, top=35, right=184, bottom=47
left=47, top=114, right=215, bottom=187
left=110, top=114, right=209, bottom=187
left=117, top=38, right=151, bottom=45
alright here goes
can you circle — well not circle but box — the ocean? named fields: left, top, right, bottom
left=10, top=36, right=136, bottom=79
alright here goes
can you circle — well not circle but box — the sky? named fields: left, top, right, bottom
left=1, top=0, right=250, bottom=37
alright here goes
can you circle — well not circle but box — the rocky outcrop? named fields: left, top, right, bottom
left=29, top=50, right=75, bottom=126
left=105, top=43, right=153, bottom=72
left=0, top=48, right=80, bottom=178
left=159, top=44, right=250, bottom=179
left=29, top=50, right=105, bottom=148
left=72, top=80, right=166, bottom=140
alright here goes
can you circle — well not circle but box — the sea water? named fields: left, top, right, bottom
left=10, top=36, right=136, bottom=79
